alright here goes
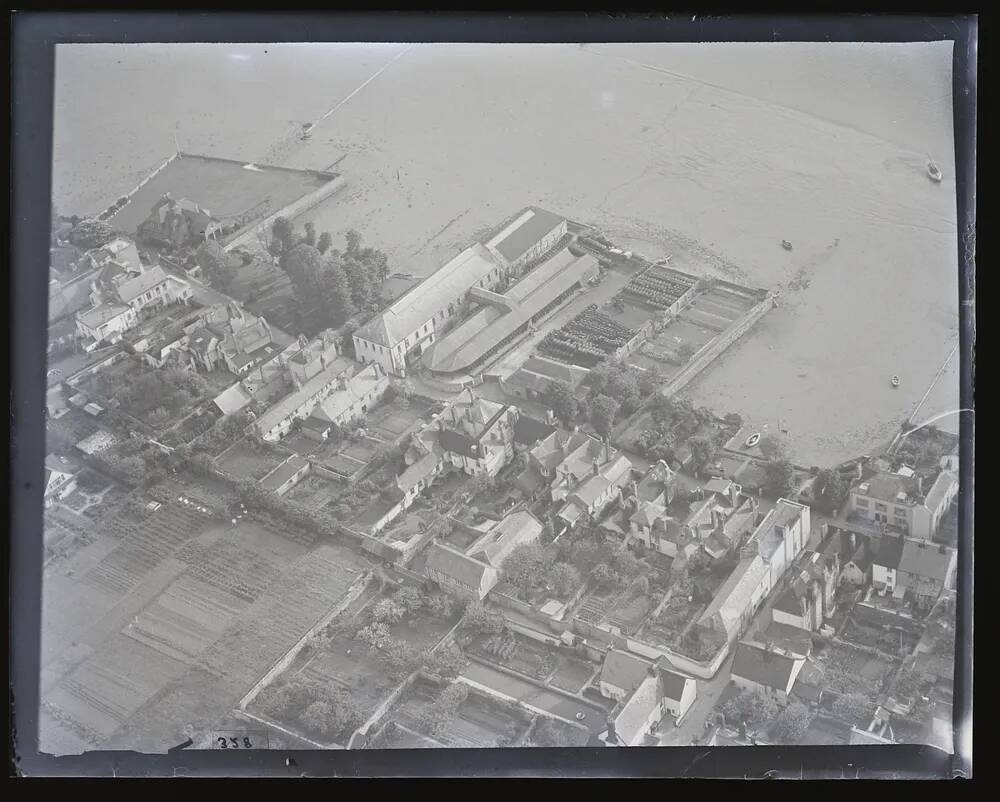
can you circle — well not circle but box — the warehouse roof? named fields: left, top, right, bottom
left=422, top=250, right=597, bottom=374
left=355, top=243, right=502, bottom=348
left=486, top=207, right=566, bottom=263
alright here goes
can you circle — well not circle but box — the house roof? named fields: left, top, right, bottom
left=306, top=363, right=386, bottom=426
left=898, top=540, right=953, bottom=582
left=874, top=535, right=905, bottom=570
left=601, top=649, right=653, bottom=694
left=213, top=383, right=254, bottom=416
left=486, top=207, right=565, bottom=263
left=660, top=668, right=690, bottom=703
left=631, top=499, right=667, bottom=529
left=699, top=555, right=769, bottom=636
left=424, top=542, right=491, bottom=589
left=472, top=510, right=544, bottom=568
left=396, top=449, right=441, bottom=492
left=77, top=302, right=130, bottom=329
left=255, top=356, right=354, bottom=435
left=704, top=478, right=736, bottom=498
left=512, top=415, right=557, bottom=447
left=608, top=674, right=660, bottom=746
left=731, top=642, right=800, bottom=692
left=422, top=250, right=597, bottom=373
left=115, top=264, right=176, bottom=303
left=760, top=620, right=814, bottom=657
left=773, top=584, right=811, bottom=616
left=924, top=471, right=958, bottom=512
left=259, top=454, right=309, bottom=491
left=530, top=429, right=592, bottom=474
left=854, top=471, right=922, bottom=505
left=355, top=243, right=502, bottom=348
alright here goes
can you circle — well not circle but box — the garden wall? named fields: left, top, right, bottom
left=224, top=174, right=347, bottom=253
left=658, top=294, right=776, bottom=400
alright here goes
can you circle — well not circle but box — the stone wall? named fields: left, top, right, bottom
left=224, top=174, right=347, bottom=253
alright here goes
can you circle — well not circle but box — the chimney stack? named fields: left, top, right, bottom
left=593, top=459, right=600, bottom=477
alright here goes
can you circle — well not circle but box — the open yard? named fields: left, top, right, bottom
left=841, top=603, right=923, bottom=656
left=284, top=473, right=343, bottom=511
left=374, top=677, right=533, bottom=748
left=216, top=438, right=287, bottom=481
left=367, top=399, right=432, bottom=442
left=814, top=640, right=898, bottom=698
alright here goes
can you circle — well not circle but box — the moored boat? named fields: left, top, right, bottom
left=891, top=375, right=900, bottom=388
left=927, top=162, right=943, bottom=183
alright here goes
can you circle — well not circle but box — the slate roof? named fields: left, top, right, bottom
left=255, top=356, right=354, bottom=435
left=355, top=243, right=502, bottom=347
left=923, top=471, right=958, bottom=512
left=600, top=649, right=653, bottom=694
left=854, top=472, right=922, bottom=504
left=874, top=535, right=905, bottom=570
left=78, top=302, right=130, bottom=328
left=608, top=674, right=660, bottom=746
left=259, top=455, right=309, bottom=492
left=213, top=383, right=253, bottom=416
left=487, top=207, right=566, bottom=263
left=472, top=510, right=544, bottom=568
left=899, top=540, right=953, bottom=582
left=731, top=642, right=800, bottom=692
left=423, top=250, right=596, bottom=373
left=396, top=450, right=441, bottom=492
left=512, top=415, right=556, bottom=447
left=115, top=264, right=176, bottom=303
left=424, top=542, right=492, bottom=589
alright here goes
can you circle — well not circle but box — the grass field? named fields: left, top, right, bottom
left=216, top=439, right=286, bottom=481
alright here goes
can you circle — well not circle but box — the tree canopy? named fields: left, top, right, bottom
left=196, top=240, right=237, bottom=290
left=68, top=218, right=115, bottom=250
left=589, top=394, right=620, bottom=440
left=543, top=380, right=579, bottom=427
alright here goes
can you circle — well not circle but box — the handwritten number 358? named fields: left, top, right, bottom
left=217, top=737, right=253, bottom=748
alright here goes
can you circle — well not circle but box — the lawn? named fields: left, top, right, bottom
left=816, top=641, right=898, bottom=698
left=547, top=657, right=596, bottom=694
left=216, top=438, right=287, bottom=481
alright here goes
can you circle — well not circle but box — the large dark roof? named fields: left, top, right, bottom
left=513, top=415, right=557, bottom=447
left=491, top=208, right=565, bottom=263
left=874, top=535, right=904, bottom=570
left=731, top=642, right=798, bottom=691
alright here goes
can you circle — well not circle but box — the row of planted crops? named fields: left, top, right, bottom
left=539, top=305, right=637, bottom=367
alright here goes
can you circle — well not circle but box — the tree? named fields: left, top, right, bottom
left=813, top=468, right=849, bottom=515
left=758, top=434, right=787, bottom=461
left=283, top=243, right=325, bottom=295
left=356, top=621, right=392, bottom=650
left=637, top=369, right=665, bottom=397
left=463, top=601, right=505, bottom=635
left=321, top=260, right=356, bottom=326
left=531, top=717, right=586, bottom=747
left=549, top=563, right=582, bottom=597
left=425, top=593, right=456, bottom=620
left=591, top=562, right=621, bottom=590
left=196, top=240, right=237, bottom=290
left=764, top=459, right=796, bottom=497
left=677, top=343, right=697, bottom=363
left=606, top=366, right=642, bottom=415
left=68, top=218, right=114, bottom=249
left=688, top=435, right=718, bottom=474
left=301, top=700, right=335, bottom=737
left=544, top=380, right=579, bottom=426
left=394, top=585, right=425, bottom=615
left=720, top=689, right=778, bottom=729
left=590, top=394, right=620, bottom=439
left=502, top=542, right=552, bottom=596
left=372, top=598, right=406, bottom=625
left=317, top=232, right=333, bottom=254
left=302, top=221, right=317, bottom=247
left=831, top=692, right=873, bottom=725
left=271, top=217, right=296, bottom=258
left=771, top=702, right=813, bottom=744
left=484, top=627, right=519, bottom=661
left=424, top=642, right=468, bottom=679
left=378, top=638, right=422, bottom=681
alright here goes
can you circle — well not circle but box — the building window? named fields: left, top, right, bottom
left=855, top=497, right=868, bottom=508
left=874, top=502, right=887, bottom=512
left=894, top=506, right=908, bottom=517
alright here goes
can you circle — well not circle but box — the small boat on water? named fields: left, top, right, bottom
left=891, top=375, right=900, bottom=388
left=781, top=240, right=793, bottom=251
left=927, top=162, right=943, bottom=183
left=745, top=432, right=761, bottom=448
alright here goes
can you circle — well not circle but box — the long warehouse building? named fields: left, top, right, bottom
left=422, top=248, right=598, bottom=375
